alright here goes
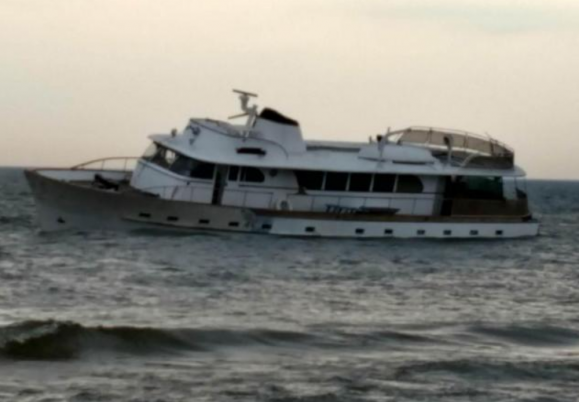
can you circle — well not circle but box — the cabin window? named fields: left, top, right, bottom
left=142, top=143, right=158, bottom=160
left=241, top=167, right=265, bottom=183
left=324, top=172, right=348, bottom=191
left=190, top=160, right=215, bottom=180
left=295, top=170, right=324, bottom=191
left=147, top=145, right=176, bottom=168
left=144, top=143, right=216, bottom=180
left=237, top=147, right=266, bottom=156
left=450, top=176, right=504, bottom=200
left=372, top=174, right=396, bottom=193
left=228, top=166, right=240, bottom=182
left=349, top=173, right=373, bottom=192
left=169, top=155, right=194, bottom=176
left=396, top=175, right=423, bottom=193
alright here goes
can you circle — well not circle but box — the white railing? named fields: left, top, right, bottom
left=132, top=183, right=529, bottom=217
left=137, top=183, right=434, bottom=215
left=71, top=157, right=140, bottom=172
left=139, top=185, right=276, bottom=209
left=386, top=126, right=514, bottom=157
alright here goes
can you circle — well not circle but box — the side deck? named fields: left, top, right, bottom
left=25, top=167, right=539, bottom=238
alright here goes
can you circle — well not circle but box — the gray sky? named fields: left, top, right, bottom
left=1, top=0, right=578, bottom=179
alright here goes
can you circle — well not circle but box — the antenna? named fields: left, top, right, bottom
left=232, top=89, right=258, bottom=98
left=229, top=89, right=259, bottom=130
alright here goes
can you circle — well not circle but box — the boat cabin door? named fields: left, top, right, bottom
left=211, top=166, right=227, bottom=205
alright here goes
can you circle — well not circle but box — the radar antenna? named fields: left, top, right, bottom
left=229, top=89, right=259, bottom=130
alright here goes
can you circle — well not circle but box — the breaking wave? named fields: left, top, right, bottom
left=0, top=320, right=318, bottom=360
left=0, top=320, right=444, bottom=361
left=3, top=320, right=578, bottom=361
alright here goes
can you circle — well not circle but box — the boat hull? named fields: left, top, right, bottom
left=25, top=170, right=540, bottom=239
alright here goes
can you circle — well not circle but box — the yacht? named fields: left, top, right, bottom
left=25, top=90, right=539, bottom=238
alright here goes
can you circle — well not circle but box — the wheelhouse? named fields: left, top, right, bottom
left=130, top=141, right=528, bottom=218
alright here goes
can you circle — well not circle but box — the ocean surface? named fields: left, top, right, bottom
left=1, top=167, right=579, bottom=402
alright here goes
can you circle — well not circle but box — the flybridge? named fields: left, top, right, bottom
left=385, top=126, right=515, bottom=169
left=178, top=90, right=516, bottom=171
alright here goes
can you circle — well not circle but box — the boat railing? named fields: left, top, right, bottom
left=386, top=126, right=514, bottom=158
left=139, top=185, right=277, bottom=209
left=136, top=184, right=528, bottom=217
left=71, top=157, right=141, bottom=172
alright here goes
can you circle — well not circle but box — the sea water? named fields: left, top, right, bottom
left=1, top=167, right=578, bottom=401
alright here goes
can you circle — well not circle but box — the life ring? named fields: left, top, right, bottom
left=276, top=198, right=293, bottom=211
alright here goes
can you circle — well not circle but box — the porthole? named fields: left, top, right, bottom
left=417, top=230, right=425, bottom=236
left=167, top=216, right=179, bottom=222
left=57, top=217, right=66, bottom=224
left=229, top=222, right=240, bottom=227
left=470, top=230, right=479, bottom=236
left=305, top=227, right=315, bottom=233
left=139, top=212, right=151, bottom=218
left=443, top=230, right=452, bottom=236
left=262, top=224, right=272, bottom=230
left=199, top=219, right=210, bottom=224
left=384, top=229, right=393, bottom=235
left=496, top=230, right=504, bottom=236
left=355, top=228, right=365, bottom=235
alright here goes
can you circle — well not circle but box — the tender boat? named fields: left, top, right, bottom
left=25, top=90, right=539, bottom=238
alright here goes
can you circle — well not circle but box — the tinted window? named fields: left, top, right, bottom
left=372, top=174, right=396, bottom=193
left=295, top=170, right=324, bottom=190
left=190, top=161, right=215, bottom=180
left=228, top=166, right=240, bottom=182
left=325, top=172, right=348, bottom=191
left=396, top=175, right=423, bottom=193
left=169, top=155, right=194, bottom=176
left=241, top=167, right=265, bottom=183
left=349, top=173, right=372, bottom=192
left=146, top=145, right=176, bottom=169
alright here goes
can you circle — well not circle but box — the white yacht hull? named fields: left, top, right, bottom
left=25, top=170, right=539, bottom=239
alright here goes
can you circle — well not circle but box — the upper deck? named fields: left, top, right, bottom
left=386, top=127, right=514, bottom=170
left=149, top=117, right=523, bottom=178
left=145, top=91, right=523, bottom=177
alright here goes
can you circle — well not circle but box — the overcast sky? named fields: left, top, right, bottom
left=1, top=0, right=578, bottom=179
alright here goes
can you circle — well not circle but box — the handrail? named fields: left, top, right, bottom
left=134, top=182, right=528, bottom=217
left=138, top=184, right=276, bottom=208
left=71, top=157, right=141, bottom=172
left=386, top=126, right=514, bottom=157
left=137, top=183, right=434, bottom=215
